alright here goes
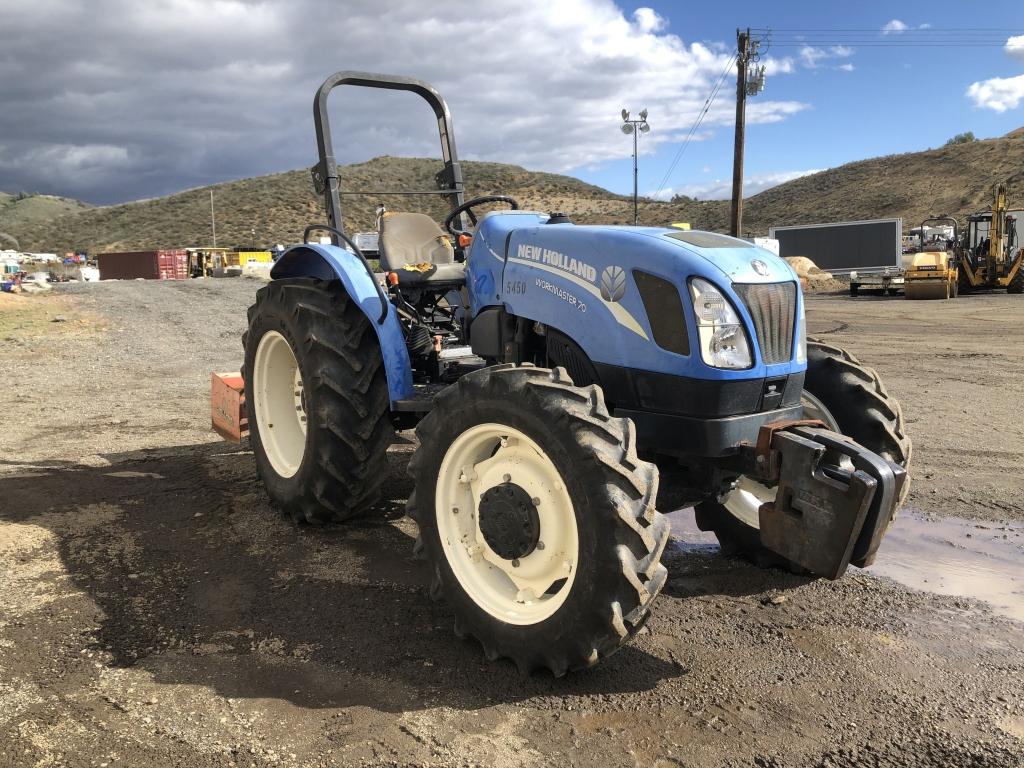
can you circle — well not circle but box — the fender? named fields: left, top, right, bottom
left=271, top=243, right=413, bottom=403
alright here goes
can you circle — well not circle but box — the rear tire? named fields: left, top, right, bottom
left=408, top=364, right=669, bottom=675
left=244, top=278, right=393, bottom=523
left=695, top=340, right=911, bottom=573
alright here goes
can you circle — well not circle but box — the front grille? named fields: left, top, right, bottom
left=733, top=282, right=797, bottom=365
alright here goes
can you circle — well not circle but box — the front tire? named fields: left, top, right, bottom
left=408, top=365, right=669, bottom=675
left=695, top=340, right=911, bottom=573
left=244, top=278, right=393, bottom=523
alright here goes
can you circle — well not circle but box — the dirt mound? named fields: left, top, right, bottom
left=785, top=256, right=832, bottom=279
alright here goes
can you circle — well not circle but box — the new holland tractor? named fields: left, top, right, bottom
left=243, top=71, right=910, bottom=675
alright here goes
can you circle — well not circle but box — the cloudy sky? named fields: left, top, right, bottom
left=1, top=0, right=1023, bottom=205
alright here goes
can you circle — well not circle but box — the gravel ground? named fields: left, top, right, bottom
left=1, top=280, right=1022, bottom=768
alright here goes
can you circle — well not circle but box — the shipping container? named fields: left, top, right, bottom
left=98, top=250, right=189, bottom=280
left=235, top=250, right=273, bottom=264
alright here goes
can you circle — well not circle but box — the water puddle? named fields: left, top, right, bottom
left=666, top=509, right=1024, bottom=622
left=871, top=512, right=1024, bottom=622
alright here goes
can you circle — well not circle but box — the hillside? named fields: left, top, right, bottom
left=0, top=193, right=92, bottom=249
left=6, top=128, right=1024, bottom=252
left=3, top=158, right=649, bottom=253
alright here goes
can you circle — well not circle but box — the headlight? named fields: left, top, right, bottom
left=689, top=278, right=752, bottom=369
left=795, top=296, right=807, bottom=363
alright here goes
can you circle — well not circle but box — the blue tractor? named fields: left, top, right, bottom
left=244, top=72, right=910, bottom=675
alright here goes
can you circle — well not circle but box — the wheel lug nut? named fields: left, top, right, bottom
left=537, top=541, right=545, bottom=550
left=531, top=497, right=540, bottom=506
left=502, top=473, right=511, bottom=483
left=452, top=506, right=459, bottom=515
left=511, top=558, right=520, bottom=568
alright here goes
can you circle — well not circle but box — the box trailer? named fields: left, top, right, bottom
left=769, top=219, right=903, bottom=295
left=98, top=250, right=189, bottom=280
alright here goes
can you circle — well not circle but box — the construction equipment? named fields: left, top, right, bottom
left=237, top=71, right=910, bottom=675
left=905, top=216, right=959, bottom=300
left=956, top=184, right=1023, bottom=294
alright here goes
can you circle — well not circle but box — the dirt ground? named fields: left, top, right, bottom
left=1, top=280, right=1022, bottom=768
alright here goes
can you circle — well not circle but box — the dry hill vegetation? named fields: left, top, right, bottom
left=3, top=129, right=1023, bottom=253
left=0, top=192, right=92, bottom=249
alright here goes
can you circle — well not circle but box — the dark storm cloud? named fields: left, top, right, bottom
left=0, top=0, right=806, bottom=205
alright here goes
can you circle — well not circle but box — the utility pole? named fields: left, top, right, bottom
left=210, top=189, right=217, bottom=248
left=730, top=28, right=766, bottom=237
left=730, top=29, right=749, bottom=237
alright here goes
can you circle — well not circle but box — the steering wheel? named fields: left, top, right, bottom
left=443, top=195, right=520, bottom=238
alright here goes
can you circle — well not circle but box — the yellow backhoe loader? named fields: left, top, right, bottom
left=956, top=184, right=1023, bottom=295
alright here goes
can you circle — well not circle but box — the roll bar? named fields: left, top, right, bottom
left=310, top=71, right=466, bottom=240
left=920, top=215, right=959, bottom=240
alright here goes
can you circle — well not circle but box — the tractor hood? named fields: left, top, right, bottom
left=468, top=212, right=805, bottom=382
left=475, top=213, right=798, bottom=287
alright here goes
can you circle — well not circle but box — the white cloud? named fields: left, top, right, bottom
left=632, top=7, right=666, bottom=33
left=837, top=63, right=855, bottom=72
left=799, top=45, right=855, bottom=70
left=0, top=0, right=810, bottom=203
left=918, top=22, right=932, bottom=29
left=652, top=168, right=826, bottom=200
left=966, top=74, right=1024, bottom=112
left=763, top=56, right=795, bottom=75
left=1007, top=35, right=1024, bottom=60
left=799, top=46, right=829, bottom=69
left=882, top=19, right=908, bottom=34
left=965, top=34, right=1024, bottom=112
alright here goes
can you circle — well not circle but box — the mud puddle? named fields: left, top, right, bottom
left=872, top=512, right=1024, bottom=622
left=667, top=509, right=1024, bottom=622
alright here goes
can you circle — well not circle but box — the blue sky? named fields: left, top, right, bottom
left=1, top=0, right=1022, bottom=205
left=577, top=0, right=1024, bottom=199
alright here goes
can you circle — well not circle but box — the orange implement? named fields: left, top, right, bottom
left=211, top=372, right=248, bottom=442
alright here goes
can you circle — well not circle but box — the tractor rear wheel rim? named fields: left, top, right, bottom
left=722, top=391, right=839, bottom=529
left=435, top=423, right=579, bottom=625
left=253, top=330, right=307, bottom=479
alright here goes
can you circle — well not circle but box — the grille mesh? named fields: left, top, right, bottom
left=734, top=282, right=797, bottom=365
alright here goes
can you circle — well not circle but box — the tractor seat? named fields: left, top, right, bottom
left=378, top=212, right=464, bottom=284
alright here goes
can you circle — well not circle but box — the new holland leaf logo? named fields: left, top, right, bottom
left=600, top=265, right=626, bottom=302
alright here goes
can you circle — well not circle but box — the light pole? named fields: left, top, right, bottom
left=621, top=109, right=650, bottom=226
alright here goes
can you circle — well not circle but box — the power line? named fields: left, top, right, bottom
left=750, top=27, right=1022, bottom=32
left=751, top=26, right=1020, bottom=47
left=653, top=53, right=736, bottom=200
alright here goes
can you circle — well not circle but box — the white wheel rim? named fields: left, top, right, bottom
left=435, top=423, right=579, bottom=625
left=252, top=331, right=307, bottom=478
left=722, top=391, right=840, bottom=529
